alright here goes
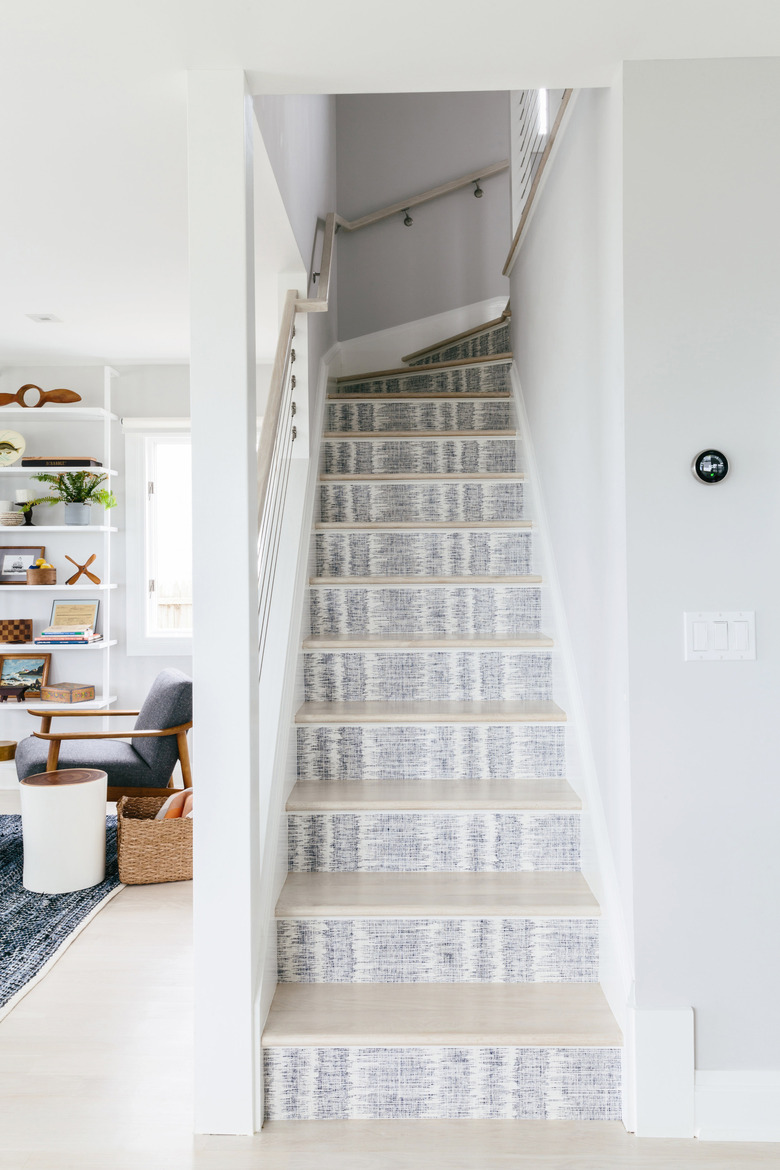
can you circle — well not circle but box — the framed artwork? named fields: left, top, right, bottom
left=0, top=653, right=51, bottom=697
left=0, top=546, right=45, bottom=585
left=49, top=599, right=100, bottom=629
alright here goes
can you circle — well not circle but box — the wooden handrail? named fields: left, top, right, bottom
left=296, top=212, right=337, bottom=313
left=503, top=90, right=573, bottom=276
left=335, top=160, right=508, bottom=233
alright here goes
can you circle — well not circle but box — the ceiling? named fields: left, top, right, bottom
left=1, top=0, right=779, bottom=365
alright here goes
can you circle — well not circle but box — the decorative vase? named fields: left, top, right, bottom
left=64, top=503, right=90, bottom=525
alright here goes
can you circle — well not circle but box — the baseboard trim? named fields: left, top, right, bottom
left=337, top=298, right=508, bottom=377
left=695, top=1071, right=780, bottom=1141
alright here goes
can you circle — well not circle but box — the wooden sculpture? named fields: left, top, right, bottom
left=65, top=554, right=101, bottom=586
left=0, top=384, right=82, bottom=408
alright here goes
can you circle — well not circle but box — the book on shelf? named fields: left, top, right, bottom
left=20, top=457, right=103, bottom=468
left=34, top=625, right=102, bottom=645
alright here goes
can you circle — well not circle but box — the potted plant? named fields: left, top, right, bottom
left=28, top=471, right=117, bottom=526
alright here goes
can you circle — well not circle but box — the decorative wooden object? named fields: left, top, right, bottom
left=26, top=567, right=56, bottom=585
left=0, top=685, right=28, bottom=703
left=0, top=739, right=16, bottom=760
left=0, top=619, right=33, bottom=644
left=65, top=554, right=100, bottom=586
left=40, top=682, right=96, bottom=704
left=0, top=384, right=82, bottom=409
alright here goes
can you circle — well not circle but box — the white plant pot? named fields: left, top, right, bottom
left=64, top=502, right=91, bottom=525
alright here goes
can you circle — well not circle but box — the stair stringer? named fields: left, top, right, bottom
left=509, top=359, right=634, bottom=1123
left=253, top=339, right=342, bottom=1124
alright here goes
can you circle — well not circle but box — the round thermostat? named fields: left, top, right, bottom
left=692, top=449, right=729, bottom=484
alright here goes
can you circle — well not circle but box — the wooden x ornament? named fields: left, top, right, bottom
left=65, top=554, right=101, bottom=586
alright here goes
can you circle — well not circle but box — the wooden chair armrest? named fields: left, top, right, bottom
left=33, top=722, right=192, bottom=743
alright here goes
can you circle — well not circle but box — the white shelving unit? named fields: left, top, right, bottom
left=0, top=367, right=118, bottom=728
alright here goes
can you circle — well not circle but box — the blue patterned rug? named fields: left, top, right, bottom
left=0, top=814, right=121, bottom=1016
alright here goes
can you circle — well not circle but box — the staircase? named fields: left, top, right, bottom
left=262, top=317, right=623, bottom=1121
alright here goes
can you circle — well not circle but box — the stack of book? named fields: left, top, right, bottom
left=34, top=625, right=102, bottom=646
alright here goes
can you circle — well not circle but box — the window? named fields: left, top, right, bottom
left=124, top=422, right=192, bottom=655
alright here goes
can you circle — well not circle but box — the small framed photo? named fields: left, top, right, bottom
left=49, top=599, right=100, bottom=630
left=0, top=653, right=51, bottom=697
left=0, top=546, right=46, bottom=585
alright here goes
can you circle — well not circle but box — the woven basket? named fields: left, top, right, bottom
left=26, top=568, right=56, bottom=585
left=116, top=795, right=192, bottom=884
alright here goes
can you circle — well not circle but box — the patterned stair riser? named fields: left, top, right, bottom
left=321, top=437, right=517, bottom=476
left=326, top=400, right=512, bottom=434
left=315, top=530, right=533, bottom=578
left=333, top=363, right=511, bottom=397
left=277, top=918, right=599, bottom=983
left=309, top=585, right=542, bottom=637
left=263, top=1046, right=622, bottom=1120
left=287, top=811, right=580, bottom=872
left=408, top=323, right=512, bottom=367
left=297, top=724, right=566, bottom=781
left=303, top=651, right=552, bottom=703
left=319, top=481, right=524, bottom=524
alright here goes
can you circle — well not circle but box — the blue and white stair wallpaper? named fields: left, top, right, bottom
left=264, top=321, right=622, bottom=1121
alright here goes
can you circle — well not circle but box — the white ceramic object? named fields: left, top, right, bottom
left=0, top=430, right=25, bottom=466
left=20, top=768, right=108, bottom=893
left=0, top=499, right=13, bottom=512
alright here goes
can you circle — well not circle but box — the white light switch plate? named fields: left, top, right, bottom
left=684, top=612, right=756, bottom=661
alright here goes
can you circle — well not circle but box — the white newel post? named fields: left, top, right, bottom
left=188, top=70, right=261, bottom=1135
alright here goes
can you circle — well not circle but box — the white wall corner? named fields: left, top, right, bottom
left=695, top=1071, right=780, bottom=1142
left=629, top=1006, right=694, bottom=1137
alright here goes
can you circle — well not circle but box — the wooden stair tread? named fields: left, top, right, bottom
left=303, top=633, right=553, bottom=650
left=315, top=521, right=531, bottom=531
left=262, top=982, right=621, bottom=1048
left=335, top=353, right=513, bottom=383
left=323, top=430, right=516, bottom=439
left=295, top=700, right=566, bottom=724
left=327, top=393, right=511, bottom=402
left=309, top=575, right=542, bottom=586
left=287, top=778, right=581, bottom=811
left=319, top=473, right=524, bottom=481
left=277, top=871, right=597, bottom=919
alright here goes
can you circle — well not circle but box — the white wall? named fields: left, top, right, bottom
left=254, top=94, right=338, bottom=422
left=336, top=92, right=510, bottom=340
left=510, top=86, right=632, bottom=942
left=622, top=57, right=780, bottom=1074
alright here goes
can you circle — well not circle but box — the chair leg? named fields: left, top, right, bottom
left=46, top=739, right=61, bottom=771
left=177, top=731, right=193, bottom=789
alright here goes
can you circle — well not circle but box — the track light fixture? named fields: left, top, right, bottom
left=473, top=180, right=484, bottom=198
left=403, top=208, right=413, bottom=226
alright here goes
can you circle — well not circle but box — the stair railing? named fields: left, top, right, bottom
left=503, top=89, right=573, bottom=275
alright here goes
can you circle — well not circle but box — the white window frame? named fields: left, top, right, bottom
left=124, top=418, right=193, bottom=656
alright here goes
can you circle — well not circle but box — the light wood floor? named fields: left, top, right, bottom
left=0, top=880, right=778, bottom=1168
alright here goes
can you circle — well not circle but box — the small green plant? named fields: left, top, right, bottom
left=27, top=471, right=117, bottom=511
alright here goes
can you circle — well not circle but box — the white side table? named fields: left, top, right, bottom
left=20, top=768, right=108, bottom=894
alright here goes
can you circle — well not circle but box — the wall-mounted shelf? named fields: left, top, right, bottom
left=0, top=525, right=117, bottom=533
left=18, top=695, right=117, bottom=712
left=0, top=640, right=117, bottom=652
left=0, top=467, right=118, bottom=476
left=0, top=583, right=117, bottom=592
left=0, top=407, right=117, bottom=421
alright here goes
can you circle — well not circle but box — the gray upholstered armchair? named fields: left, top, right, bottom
left=15, top=668, right=192, bottom=801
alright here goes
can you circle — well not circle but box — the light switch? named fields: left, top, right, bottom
left=713, top=622, right=729, bottom=651
left=684, top=612, right=756, bottom=661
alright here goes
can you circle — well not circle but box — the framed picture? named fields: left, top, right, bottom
left=0, top=546, right=45, bottom=585
left=49, top=599, right=100, bottom=630
left=0, top=653, right=51, bottom=697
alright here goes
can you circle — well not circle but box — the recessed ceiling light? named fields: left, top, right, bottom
left=26, top=313, right=62, bottom=323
